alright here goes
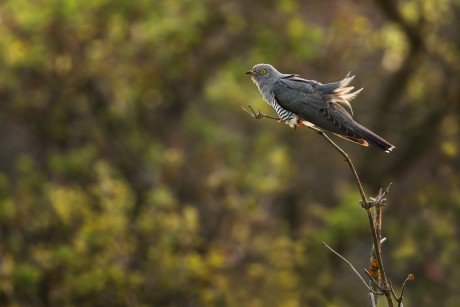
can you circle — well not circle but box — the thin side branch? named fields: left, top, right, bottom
left=390, top=281, right=399, bottom=302
left=322, top=242, right=381, bottom=295
left=363, top=184, right=392, bottom=209
left=365, top=269, right=386, bottom=293
left=396, top=274, right=414, bottom=306
left=241, top=105, right=279, bottom=120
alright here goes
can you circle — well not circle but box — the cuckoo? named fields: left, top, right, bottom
left=246, top=64, right=395, bottom=153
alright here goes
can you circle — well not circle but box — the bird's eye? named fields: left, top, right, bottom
left=260, top=69, right=267, bottom=75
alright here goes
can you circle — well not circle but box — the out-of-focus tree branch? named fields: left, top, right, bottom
left=363, top=0, right=460, bottom=186
left=373, top=0, right=425, bottom=51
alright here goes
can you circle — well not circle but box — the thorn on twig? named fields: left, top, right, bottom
left=384, top=183, right=393, bottom=194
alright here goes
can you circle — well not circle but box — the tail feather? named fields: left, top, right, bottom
left=334, top=133, right=369, bottom=147
left=353, top=123, right=395, bottom=153
left=320, top=73, right=363, bottom=116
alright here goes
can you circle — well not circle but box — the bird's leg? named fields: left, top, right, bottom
left=298, top=120, right=314, bottom=128
left=242, top=105, right=314, bottom=129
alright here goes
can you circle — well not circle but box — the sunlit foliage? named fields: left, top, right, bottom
left=0, top=0, right=459, bottom=306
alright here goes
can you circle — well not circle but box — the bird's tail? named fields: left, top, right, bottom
left=320, top=73, right=363, bottom=116
left=352, top=123, right=395, bottom=153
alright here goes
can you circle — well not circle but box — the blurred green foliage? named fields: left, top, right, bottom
left=0, top=0, right=459, bottom=306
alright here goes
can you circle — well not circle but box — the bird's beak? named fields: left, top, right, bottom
left=245, top=71, right=256, bottom=76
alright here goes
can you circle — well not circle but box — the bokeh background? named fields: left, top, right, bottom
left=0, top=0, right=459, bottom=306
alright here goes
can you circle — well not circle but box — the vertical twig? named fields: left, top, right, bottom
left=369, top=188, right=384, bottom=305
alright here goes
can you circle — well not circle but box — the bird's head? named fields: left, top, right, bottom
left=245, top=64, right=280, bottom=86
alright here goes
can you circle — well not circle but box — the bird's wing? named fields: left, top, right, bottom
left=272, top=75, right=364, bottom=138
left=274, top=75, right=328, bottom=110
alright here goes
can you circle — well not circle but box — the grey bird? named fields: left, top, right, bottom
left=245, top=63, right=395, bottom=153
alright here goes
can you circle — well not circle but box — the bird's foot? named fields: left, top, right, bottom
left=298, top=120, right=314, bottom=128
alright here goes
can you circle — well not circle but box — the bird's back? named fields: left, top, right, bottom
left=272, top=75, right=395, bottom=152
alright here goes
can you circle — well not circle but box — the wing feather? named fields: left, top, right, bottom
left=272, top=74, right=364, bottom=139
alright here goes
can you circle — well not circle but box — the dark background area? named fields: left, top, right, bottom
left=0, top=0, right=459, bottom=306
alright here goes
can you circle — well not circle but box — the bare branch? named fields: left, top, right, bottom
left=244, top=104, right=397, bottom=306
left=365, top=269, right=386, bottom=293
left=322, top=242, right=380, bottom=295
left=369, top=293, right=377, bottom=307
left=389, top=281, right=399, bottom=302
left=304, top=125, right=368, bottom=202
left=364, top=184, right=392, bottom=209
left=396, top=274, right=414, bottom=306
left=306, top=124, right=393, bottom=306
left=241, top=105, right=279, bottom=120
left=369, top=187, right=386, bottom=306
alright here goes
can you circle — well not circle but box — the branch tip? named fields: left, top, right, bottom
left=241, top=104, right=279, bottom=121
left=322, top=242, right=376, bottom=293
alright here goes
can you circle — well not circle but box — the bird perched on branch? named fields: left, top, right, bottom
left=246, top=64, right=395, bottom=153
